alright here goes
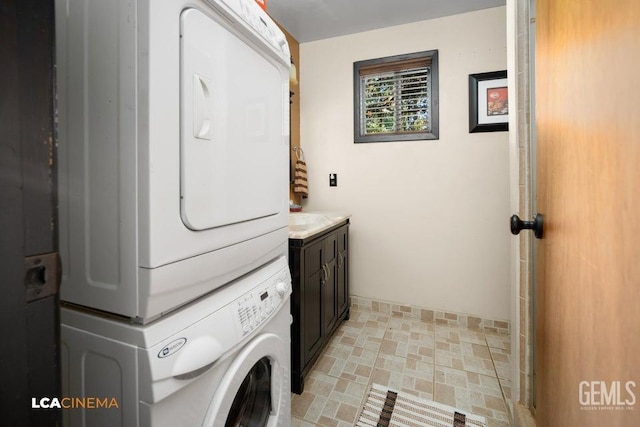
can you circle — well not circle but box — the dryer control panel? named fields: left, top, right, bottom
left=237, top=0, right=288, bottom=56
left=235, top=268, right=290, bottom=336
left=207, top=0, right=290, bottom=64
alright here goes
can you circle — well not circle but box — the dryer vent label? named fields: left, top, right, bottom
left=158, top=338, right=187, bottom=358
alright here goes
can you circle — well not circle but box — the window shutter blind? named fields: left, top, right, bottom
left=359, top=63, right=431, bottom=136
left=358, top=57, right=431, bottom=76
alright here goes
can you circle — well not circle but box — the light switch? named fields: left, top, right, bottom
left=329, top=173, right=337, bottom=187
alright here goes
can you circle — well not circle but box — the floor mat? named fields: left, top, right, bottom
left=356, top=383, right=487, bottom=427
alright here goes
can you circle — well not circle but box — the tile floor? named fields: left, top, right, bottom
left=291, top=306, right=512, bottom=427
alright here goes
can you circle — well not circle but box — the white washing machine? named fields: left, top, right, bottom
left=61, top=257, right=291, bottom=426
left=55, top=0, right=291, bottom=321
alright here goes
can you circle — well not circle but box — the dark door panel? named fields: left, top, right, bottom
left=304, top=240, right=323, bottom=275
left=322, top=232, right=337, bottom=263
left=0, top=0, right=60, bottom=424
left=323, top=259, right=337, bottom=335
left=303, top=270, right=323, bottom=365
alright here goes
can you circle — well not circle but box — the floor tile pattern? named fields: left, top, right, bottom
left=291, top=307, right=512, bottom=427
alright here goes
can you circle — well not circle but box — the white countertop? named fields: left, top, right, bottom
left=288, top=211, right=351, bottom=240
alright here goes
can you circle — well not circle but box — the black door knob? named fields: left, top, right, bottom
left=510, top=214, right=543, bottom=239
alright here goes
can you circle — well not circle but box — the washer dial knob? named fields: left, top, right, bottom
left=275, top=281, right=288, bottom=297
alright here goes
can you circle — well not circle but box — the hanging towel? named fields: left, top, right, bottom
left=293, top=147, right=308, bottom=199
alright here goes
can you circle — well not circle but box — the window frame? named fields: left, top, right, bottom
left=353, top=49, right=439, bottom=143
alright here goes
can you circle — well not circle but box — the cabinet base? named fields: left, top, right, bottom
left=291, top=372, right=304, bottom=395
left=291, top=309, right=350, bottom=395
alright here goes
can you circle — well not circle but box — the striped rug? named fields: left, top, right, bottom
left=356, top=383, right=487, bottom=427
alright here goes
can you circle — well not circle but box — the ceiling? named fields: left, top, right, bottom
left=266, top=0, right=506, bottom=43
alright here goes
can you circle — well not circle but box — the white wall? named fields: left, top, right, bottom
left=299, top=7, right=511, bottom=320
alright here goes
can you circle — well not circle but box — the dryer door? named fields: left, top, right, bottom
left=180, top=8, right=286, bottom=231
left=203, top=333, right=289, bottom=427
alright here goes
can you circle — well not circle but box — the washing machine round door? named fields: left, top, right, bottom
left=203, top=332, right=289, bottom=427
left=226, top=357, right=272, bottom=426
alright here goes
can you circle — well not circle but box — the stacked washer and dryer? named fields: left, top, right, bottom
left=55, top=0, right=292, bottom=425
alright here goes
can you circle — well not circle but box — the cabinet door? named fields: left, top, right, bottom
left=305, top=237, right=323, bottom=275
left=323, top=232, right=337, bottom=264
left=337, top=225, right=348, bottom=253
left=322, top=232, right=338, bottom=334
left=302, top=240, right=323, bottom=365
left=337, top=252, right=348, bottom=317
left=337, top=226, right=349, bottom=317
left=323, top=257, right=337, bottom=335
left=303, top=269, right=323, bottom=365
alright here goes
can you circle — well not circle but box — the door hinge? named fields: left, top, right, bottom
left=24, top=252, right=61, bottom=303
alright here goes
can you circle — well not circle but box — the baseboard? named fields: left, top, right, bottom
left=513, top=402, right=536, bottom=427
left=350, top=295, right=510, bottom=335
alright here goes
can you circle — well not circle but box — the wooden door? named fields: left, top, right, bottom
left=535, top=0, right=640, bottom=425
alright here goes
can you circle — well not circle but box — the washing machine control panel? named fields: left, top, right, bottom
left=235, top=270, right=290, bottom=336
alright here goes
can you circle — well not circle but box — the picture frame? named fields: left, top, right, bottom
left=469, top=70, right=509, bottom=133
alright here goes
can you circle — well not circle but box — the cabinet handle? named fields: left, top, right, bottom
left=338, top=253, right=343, bottom=269
left=321, top=264, right=328, bottom=282
left=325, top=263, right=331, bottom=279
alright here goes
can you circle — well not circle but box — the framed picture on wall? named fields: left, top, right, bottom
left=469, top=70, right=509, bottom=133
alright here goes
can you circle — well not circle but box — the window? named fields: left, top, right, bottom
left=353, top=50, right=438, bottom=143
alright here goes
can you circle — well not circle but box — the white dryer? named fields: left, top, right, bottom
left=55, top=0, right=291, bottom=321
left=61, top=257, right=292, bottom=427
